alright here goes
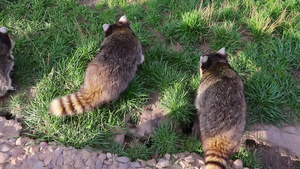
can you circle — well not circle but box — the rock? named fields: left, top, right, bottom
left=170, top=164, right=181, bottom=169
left=63, top=157, right=73, bottom=165
left=4, top=163, right=18, bottom=169
left=164, top=153, right=171, bottom=160
left=74, top=159, right=85, bottom=168
left=233, top=159, right=243, bottom=169
left=116, top=156, right=130, bottom=163
left=96, top=159, right=103, bottom=169
left=39, top=152, right=51, bottom=161
left=92, top=152, right=98, bottom=159
left=86, top=159, right=95, bottom=168
left=0, top=143, right=12, bottom=152
left=8, top=148, right=24, bottom=157
left=15, top=138, right=23, bottom=146
left=102, top=165, right=108, bottom=169
left=40, top=142, right=48, bottom=147
left=118, top=163, right=129, bottom=168
left=0, top=152, right=10, bottom=163
left=0, top=133, right=3, bottom=138
left=63, top=150, right=72, bottom=156
left=179, top=160, right=190, bottom=169
left=146, top=159, right=156, bottom=167
left=54, top=148, right=63, bottom=156
left=44, top=156, right=52, bottom=166
left=27, top=156, right=38, bottom=167
left=29, top=146, right=40, bottom=155
left=73, top=153, right=82, bottom=161
left=106, top=153, right=112, bottom=159
left=62, top=166, right=73, bottom=169
left=130, top=161, right=142, bottom=168
left=114, top=133, right=125, bottom=146
left=8, top=138, right=17, bottom=145
left=183, top=154, right=195, bottom=163
left=98, top=153, right=106, bottom=161
left=56, top=156, right=64, bottom=166
left=136, top=159, right=146, bottom=167
left=81, top=149, right=92, bottom=161
left=104, top=160, right=113, bottom=165
left=33, top=162, right=44, bottom=169
left=47, top=163, right=54, bottom=169
left=156, top=159, right=170, bottom=168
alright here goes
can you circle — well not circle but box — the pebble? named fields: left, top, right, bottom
left=233, top=159, right=243, bottom=169
left=106, top=152, right=112, bottom=159
left=15, top=137, right=23, bottom=146
left=44, top=156, right=52, bottom=166
left=64, top=157, right=73, bottom=165
left=0, top=152, right=10, bottom=163
left=183, top=154, right=195, bottom=163
left=116, top=156, right=130, bottom=163
left=40, top=142, right=48, bottom=148
left=156, top=159, right=171, bottom=168
left=0, top=143, right=12, bottom=152
left=27, top=156, right=38, bottom=167
left=56, top=156, right=64, bottom=166
left=73, top=153, right=83, bottom=161
left=98, top=153, right=106, bottom=160
left=96, top=159, right=103, bottom=169
left=54, top=148, right=63, bottom=156
left=104, top=160, right=113, bottom=165
left=137, top=159, right=146, bottom=167
left=33, top=161, right=43, bottom=169
left=146, top=159, right=156, bottom=167
left=8, top=147, right=24, bottom=157
left=86, top=159, right=95, bottom=167
left=164, top=153, right=171, bottom=160
left=130, top=161, right=142, bottom=168
left=74, top=159, right=85, bottom=168
left=81, top=149, right=92, bottom=160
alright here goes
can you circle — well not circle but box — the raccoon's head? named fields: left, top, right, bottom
left=102, top=15, right=136, bottom=37
left=199, top=47, right=228, bottom=76
left=0, top=27, right=14, bottom=60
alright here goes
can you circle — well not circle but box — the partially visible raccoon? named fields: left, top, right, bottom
left=49, top=15, right=144, bottom=116
left=0, top=27, right=15, bottom=98
left=195, top=48, right=246, bottom=169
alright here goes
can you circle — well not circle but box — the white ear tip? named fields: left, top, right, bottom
left=119, top=15, right=128, bottom=22
left=201, top=55, right=208, bottom=63
left=217, top=47, right=226, bottom=55
left=103, top=24, right=110, bottom=32
left=0, top=27, right=7, bottom=33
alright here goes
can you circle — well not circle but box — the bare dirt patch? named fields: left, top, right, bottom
left=293, top=70, right=300, bottom=80
left=148, top=27, right=165, bottom=43
left=198, top=41, right=211, bottom=53
left=128, top=93, right=169, bottom=137
left=245, top=124, right=300, bottom=169
left=78, top=0, right=100, bottom=11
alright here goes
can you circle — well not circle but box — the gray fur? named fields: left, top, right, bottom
left=0, top=27, right=14, bottom=97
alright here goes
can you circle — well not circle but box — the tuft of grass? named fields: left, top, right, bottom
left=151, top=122, right=181, bottom=155
left=232, top=147, right=261, bottom=168
left=160, top=82, right=195, bottom=126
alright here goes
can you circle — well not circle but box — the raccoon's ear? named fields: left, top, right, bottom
left=103, top=24, right=110, bottom=32
left=0, top=27, right=7, bottom=33
left=200, top=55, right=208, bottom=67
left=217, top=47, right=226, bottom=56
left=119, top=15, right=128, bottom=24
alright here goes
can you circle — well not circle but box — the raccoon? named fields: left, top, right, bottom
left=0, top=27, right=15, bottom=98
left=49, top=15, right=144, bottom=116
left=195, top=48, right=246, bottom=169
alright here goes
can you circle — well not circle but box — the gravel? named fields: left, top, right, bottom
left=0, top=116, right=247, bottom=169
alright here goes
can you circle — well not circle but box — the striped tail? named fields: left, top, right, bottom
left=203, top=137, right=231, bottom=169
left=204, top=149, right=228, bottom=169
left=49, top=90, right=102, bottom=116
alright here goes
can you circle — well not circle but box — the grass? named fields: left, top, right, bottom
left=0, top=0, right=299, bottom=165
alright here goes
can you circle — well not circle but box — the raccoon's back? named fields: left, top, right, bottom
left=196, top=68, right=246, bottom=135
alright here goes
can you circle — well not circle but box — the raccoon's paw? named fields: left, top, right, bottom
left=9, top=84, right=18, bottom=91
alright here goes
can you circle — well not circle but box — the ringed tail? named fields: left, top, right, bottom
left=49, top=90, right=102, bottom=116
left=203, top=137, right=230, bottom=169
